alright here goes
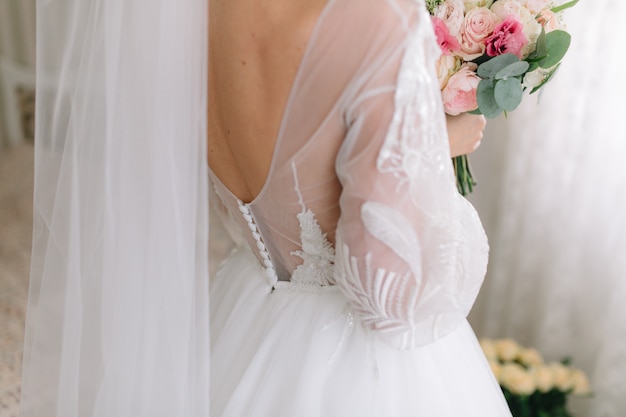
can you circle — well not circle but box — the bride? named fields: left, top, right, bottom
left=21, top=0, right=510, bottom=415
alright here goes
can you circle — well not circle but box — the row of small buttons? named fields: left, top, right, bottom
left=237, top=199, right=278, bottom=289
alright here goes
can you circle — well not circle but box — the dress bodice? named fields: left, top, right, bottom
left=209, top=0, right=489, bottom=349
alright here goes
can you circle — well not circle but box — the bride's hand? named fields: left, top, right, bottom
left=446, top=113, right=487, bottom=158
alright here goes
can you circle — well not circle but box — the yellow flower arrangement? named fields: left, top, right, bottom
left=480, top=338, right=591, bottom=417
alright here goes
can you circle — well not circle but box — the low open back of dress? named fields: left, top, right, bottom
left=208, top=0, right=512, bottom=414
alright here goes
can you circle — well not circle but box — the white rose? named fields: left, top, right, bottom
left=518, top=0, right=550, bottom=14
left=522, top=66, right=552, bottom=89
left=530, top=366, right=554, bottom=393
left=518, top=6, right=543, bottom=57
left=489, top=0, right=522, bottom=20
left=463, top=0, right=494, bottom=11
left=435, top=0, right=466, bottom=37
left=501, top=363, right=536, bottom=396
left=495, top=338, right=521, bottom=362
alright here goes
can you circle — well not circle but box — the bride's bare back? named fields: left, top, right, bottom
left=208, top=0, right=327, bottom=203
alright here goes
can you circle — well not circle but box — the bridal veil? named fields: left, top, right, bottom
left=20, top=1, right=210, bottom=416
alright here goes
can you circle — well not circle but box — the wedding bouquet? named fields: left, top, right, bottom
left=480, top=338, right=591, bottom=417
left=427, top=0, right=578, bottom=195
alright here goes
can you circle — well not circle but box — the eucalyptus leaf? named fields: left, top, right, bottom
left=477, top=54, right=519, bottom=79
left=527, top=61, right=539, bottom=73
left=494, top=77, right=523, bottom=111
left=477, top=79, right=502, bottom=119
left=532, top=29, right=547, bottom=60
left=539, top=30, right=571, bottom=68
left=552, top=0, right=578, bottom=13
left=495, top=61, right=530, bottom=79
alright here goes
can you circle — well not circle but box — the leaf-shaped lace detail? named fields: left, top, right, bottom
left=336, top=240, right=466, bottom=349
left=291, top=209, right=336, bottom=291
left=361, top=201, right=422, bottom=280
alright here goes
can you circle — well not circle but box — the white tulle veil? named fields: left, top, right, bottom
left=20, top=1, right=210, bottom=416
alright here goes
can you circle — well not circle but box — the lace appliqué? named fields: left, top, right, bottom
left=290, top=209, right=336, bottom=292
left=377, top=7, right=451, bottom=192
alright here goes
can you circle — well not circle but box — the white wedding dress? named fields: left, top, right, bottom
left=208, top=0, right=511, bottom=415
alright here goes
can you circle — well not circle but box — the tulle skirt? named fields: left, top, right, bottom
left=210, top=247, right=512, bottom=417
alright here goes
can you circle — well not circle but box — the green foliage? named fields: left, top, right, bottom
left=477, top=79, right=502, bottom=118
left=477, top=54, right=519, bottom=78
left=495, top=77, right=524, bottom=111
left=503, top=388, right=571, bottom=417
left=425, top=0, right=445, bottom=14
left=551, top=0, right=579, bottom=14
left=541, top=30, right=571, bottom=68
left=526, top=29, right=571, bottom=70
left=473, top=28, right=570, bottom=118
left=495, top=61, right=530, bottom=79
left=474, top=54, right=527, bottom=118
left=453, top=155, right=475, bottom=196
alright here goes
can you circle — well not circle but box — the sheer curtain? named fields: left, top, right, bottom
left=469, top=1, right=626, bottom=416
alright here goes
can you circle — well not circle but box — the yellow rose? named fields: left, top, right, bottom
left=489, top=360, right=502, bottom=382
left=495, top=338, right=521, bottom=362
left=530, top=366, right=554, bottom=393
left=570, top=369, right=591, bottom=395
left=517, top=347, right=544, bottom=367
left=501, top=363, right=536, bottom=396
left=480, top=338, right=498, bottom=361
left=548, top=362, right=574, bottom=392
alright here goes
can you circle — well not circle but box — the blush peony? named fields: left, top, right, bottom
left=441, top=63, right=480, bottom=115
left=485, top=16, right=529, bottom=58
left=537, top=9, right=562, bottom=32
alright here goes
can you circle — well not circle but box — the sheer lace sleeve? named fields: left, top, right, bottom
left=334, top=1, right=488, bottom=350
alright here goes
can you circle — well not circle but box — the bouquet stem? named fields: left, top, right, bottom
left=453, top=155, right=476, bottom=196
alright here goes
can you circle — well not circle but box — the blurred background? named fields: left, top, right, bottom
left=0, top=1, right=35, bottom=416
left=1, top=1, right=625, bottom=417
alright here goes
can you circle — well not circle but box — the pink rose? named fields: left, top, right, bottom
left=441, top=63, right=480, bottom=115
left=434, top=0, right=466, bottom=37
left=432, top=17, right=461, bottom=56
left=458, top=7, right=497, bottom=60
left=485, top=16, right=528, bottom=58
